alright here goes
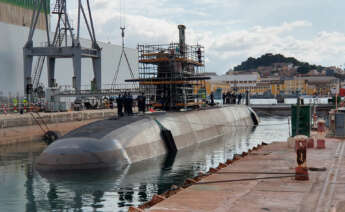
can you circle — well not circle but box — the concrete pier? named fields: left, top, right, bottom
left=139, top=138, right=345, bottom=212
left=251, top=104, right=333, bottom=116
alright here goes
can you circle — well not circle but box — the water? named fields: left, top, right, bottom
left=0, top=116, right=289, bottom=212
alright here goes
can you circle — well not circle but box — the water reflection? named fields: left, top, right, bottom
left=0, top=116, right=289, bottom=212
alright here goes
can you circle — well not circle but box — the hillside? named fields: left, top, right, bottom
left=233, top=53, right=324, bottom=75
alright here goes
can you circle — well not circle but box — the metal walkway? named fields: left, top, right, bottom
left=54, top=88, right=140, bottom=97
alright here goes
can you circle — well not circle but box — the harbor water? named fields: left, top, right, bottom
left=0, top=116, right=289, bottom=212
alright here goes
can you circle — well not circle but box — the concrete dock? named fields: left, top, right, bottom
left=0, top=109, right=118, bottom=145
left=135, top=138, right=345, bottom=212
left=251, top=104, right=333, bottom=116
left=0, top=109, right=117, bottom=129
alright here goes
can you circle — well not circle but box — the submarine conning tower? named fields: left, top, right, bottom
left=126, top=25, right=210, bottom=111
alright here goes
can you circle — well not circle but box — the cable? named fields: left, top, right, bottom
left=192, top=175, right=300, bottom=185
left=214, top=171, right=295, bottom=175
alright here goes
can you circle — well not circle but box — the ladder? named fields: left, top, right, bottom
left=52, top=0, right=64, bottom=14
left=31, top=0, right=67, bottom=92
left=32, top=56, right=46, bottom=91
left=56, top=31, right=65, bottom=47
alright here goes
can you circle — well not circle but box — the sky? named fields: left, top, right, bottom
left=64, top=0, right=345, bottom=75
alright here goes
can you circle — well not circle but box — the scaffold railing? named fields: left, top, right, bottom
left=131, top=42, right=208, bottom=110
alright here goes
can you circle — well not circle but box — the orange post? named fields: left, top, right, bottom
left=295, top=136, right=309, bottom=181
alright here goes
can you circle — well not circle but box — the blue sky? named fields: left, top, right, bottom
left=65, top=0, right=345, bottom=75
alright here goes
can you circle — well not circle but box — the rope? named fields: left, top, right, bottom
left=214, top=171, right=295, bottom=175
left=192, top=175, right=301, bottom=185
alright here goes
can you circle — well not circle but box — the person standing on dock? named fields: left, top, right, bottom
left=123, top=93, right=129, bottom=115
left=210, top=92, right=215, bottom=106
left=116, top=94, right=123, bottom=117
left=137, top=93, right=146, bottom=114
left=245, top=90, right=249, bottom=106
left=128, top=93, right=134, bottom=115
left=226, top=91, right=230, bottom=104
left=237, top=93, right=242, bottom=104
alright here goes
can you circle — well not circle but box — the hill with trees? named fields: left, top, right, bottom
left=233, top=53, right=324, bottom=75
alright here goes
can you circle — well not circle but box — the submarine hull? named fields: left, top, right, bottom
left=36, top=105, right=258, bottom=171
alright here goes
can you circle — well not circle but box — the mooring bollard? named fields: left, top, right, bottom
left=307, top=137, right=314, bottom=148
left=317, top=120, right=326, bottom=149
left=312, top=113, right=317, bottom=130
left=317, top=139, right=326, bottom=149
left=317, top=120, right=326, bottom=134
left=295, top=135, right=309, bottom=181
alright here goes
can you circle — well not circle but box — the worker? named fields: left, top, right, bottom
left=245, top=90, right=249, bottom=106
left=116, top=94, right=123, bottom=117
left=128, top=93, right=133, bottom=115
left=231, top=92, right=236, bottom=104
left=210, top=92, right=215, bottom=106
left=237, top=93, right=242, bottom=104
left=123, top=93, right=128, bottom=115
left=12, top=98, right=18, bottom=113
left=226, top=91, right=230, bottom=104
left=197, top=48, right=202, bottom=63
left=137, top=92, right=146, bottom=114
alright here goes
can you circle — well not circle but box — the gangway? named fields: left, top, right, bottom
left=54, top=86, right=140, bottom=98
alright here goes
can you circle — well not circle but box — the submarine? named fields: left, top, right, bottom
left=36, top=106, right=258, bottom=171
left=36, top=25, right=259, bottom=171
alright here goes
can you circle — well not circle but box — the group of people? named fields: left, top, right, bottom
left=116, top=92, right=146, bottom=117
left=222, top=92, right=243, bottom=105
left=116, top=92, right=134, bottom=117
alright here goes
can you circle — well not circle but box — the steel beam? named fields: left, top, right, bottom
left=23, top=0, right=102, bottom=98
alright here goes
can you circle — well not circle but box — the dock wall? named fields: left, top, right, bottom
left=0, top=119, right=99, bottom=146
left=0, top=109, right=117, bottom=145
left=0, top=109, right=116, bottom=129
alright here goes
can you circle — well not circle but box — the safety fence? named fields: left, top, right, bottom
left=0, top=103, right=45, bottom=114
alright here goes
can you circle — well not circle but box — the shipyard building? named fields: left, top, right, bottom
left=0, top=0, right=138, bottom=97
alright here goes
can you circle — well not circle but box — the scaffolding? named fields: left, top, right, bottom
left=126, top=25, right=209, bottom=110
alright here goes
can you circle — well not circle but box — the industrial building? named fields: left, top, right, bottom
left=0, top=0, right=138, bottom=98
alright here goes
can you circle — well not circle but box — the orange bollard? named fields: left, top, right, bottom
left=317, top=120, right=326, bottom=133
left=307, top=138, right=314, bottom=148
left=312, top=114, right=317, bottom=129
left=317, top=139, right=326, bottom=149
left=295, top=135, right=309, bottom=181
left=295, top=166, right=309, bottom=181
left=295, top=137, right=307, bottom=151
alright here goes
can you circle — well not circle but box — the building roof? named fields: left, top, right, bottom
left=296, top=76, right=339, bottom=83
left=209, top=73, right=260, bottom=82
left=222, top=73, right=260, bottom=82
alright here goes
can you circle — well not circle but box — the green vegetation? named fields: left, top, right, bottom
left=233, top=53, right=324, bottom=74
left=0, top=0, right=50, bottom=13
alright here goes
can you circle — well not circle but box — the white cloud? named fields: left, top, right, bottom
left=65, top=1, right=345, bottom=74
